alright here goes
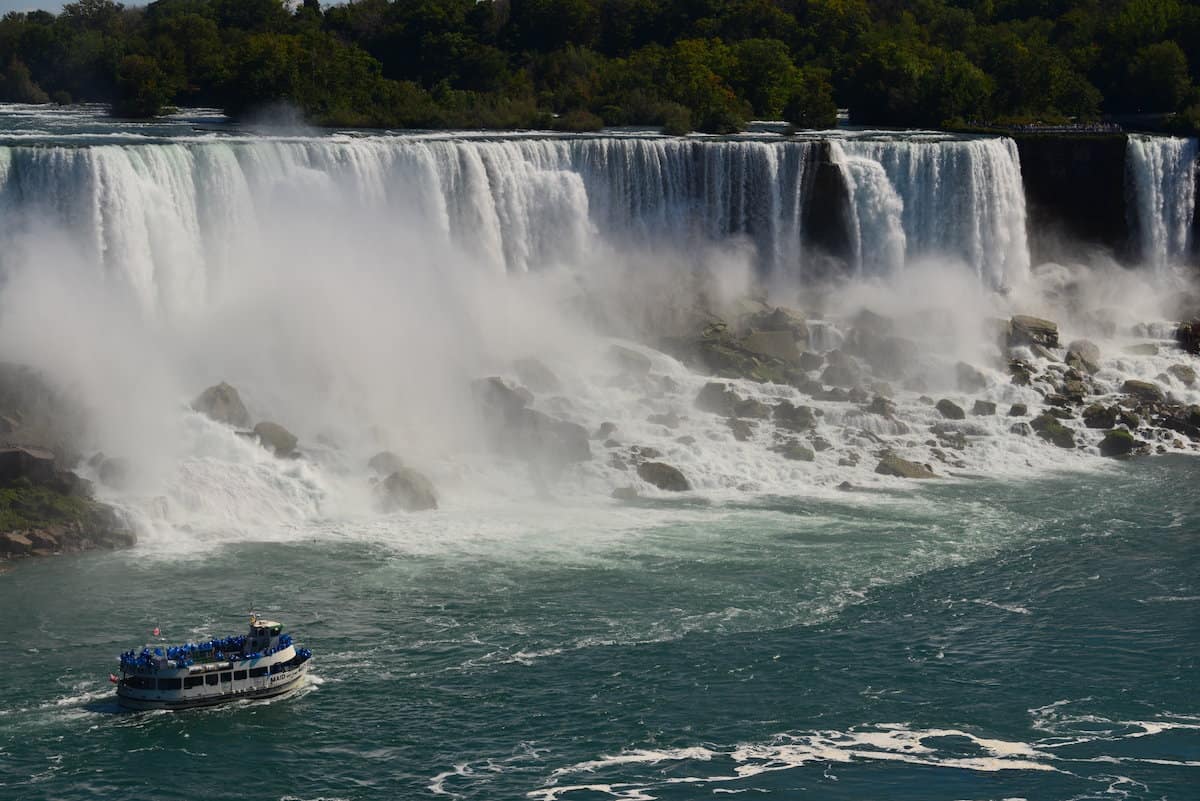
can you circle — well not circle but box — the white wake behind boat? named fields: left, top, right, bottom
left=114, top=617, right=313, bottom=711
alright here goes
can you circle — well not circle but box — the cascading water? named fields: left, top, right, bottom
left=836, top=135, right=1030, bottom=288
left=1126, top=134, right=1198, bottom=270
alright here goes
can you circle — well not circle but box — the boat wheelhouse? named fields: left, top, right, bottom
left=115, top=617, right=312, bottom=710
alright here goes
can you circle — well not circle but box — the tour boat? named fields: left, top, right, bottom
left=113, top=617, right=312, bottom=710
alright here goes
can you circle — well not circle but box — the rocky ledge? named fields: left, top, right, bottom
left=0, top=446, right=133, bottom=560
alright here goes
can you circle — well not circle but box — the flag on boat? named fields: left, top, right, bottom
left=153, top=627, right=160, bottom=636
left=108, top=674, right=119, bottom=684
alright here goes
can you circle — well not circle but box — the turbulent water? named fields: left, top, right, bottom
left=0, top=105, right=1197, bottom=799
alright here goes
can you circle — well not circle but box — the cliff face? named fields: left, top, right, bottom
left=1012, top=135, right=1132, bottom=262
left=801, top=141, right=854, bottom=273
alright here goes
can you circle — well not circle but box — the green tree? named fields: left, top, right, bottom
left=1127, top=41, right=1192, bottom=111
left=112, top=54, right=176, bottom=117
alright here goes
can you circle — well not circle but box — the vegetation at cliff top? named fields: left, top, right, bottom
left=1, top=0, right=1199, bottom=133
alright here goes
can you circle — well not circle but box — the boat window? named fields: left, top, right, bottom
left=125, top=675, right=154, bottom=690
left=157, top=678, right=182, bottom=691
left=205, top=673, right=219, bottom=686
left=249, top=666, right=268, bottom=678
left=233, top=670, right=247, bottom=680
left=220, top=672, right=232, bottom=683
left=184, top=676, right=204, bottom=689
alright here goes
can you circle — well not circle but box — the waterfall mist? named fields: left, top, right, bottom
left=0, top=121, right=1196, bottom=546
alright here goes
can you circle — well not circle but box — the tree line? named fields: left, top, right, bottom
left=0, top=0, right=1198, bottom=133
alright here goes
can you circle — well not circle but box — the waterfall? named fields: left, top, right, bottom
left=837, top=136, right=1030, bottom=288
left=1126, top=134, right=1198, bottom=271
left=0, top=133, right=1041, bottom=312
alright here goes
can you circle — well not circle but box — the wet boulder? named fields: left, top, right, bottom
left=956, top=362, right=989, bottom=393
left=0, top=446, right=58, bottom=486
left=726, top=418, right=755, bottom=441
left=875, top=454, right=936, bottom=479
left=972, top=400, right=997, bottom=416
left=1098, top=429, right=1136, bottom=458
left=1065, top=340, right=1101, bottom=374
left=1168, top=364, right=1197, bottom=387
left=192, top=382, right=251, bottom=428
left=1176, top=320, right=1200, bottom=354
left=740, top=330, right=802, bottom=366
left=734, top=398, right=772, bottom=419
left=253, top=422, right=299, bottom=457
left=1031, top=413, right=1076, bottom=448
left=798, top=351, right=824, bottom=372
left=1008, top=315, right=1060, bottom=349
left=773, top=401, right=817, bottom=431
left=609, top=345, right=653, bottom=376
left=777, top=443, right=815, bottom=462
left=1008, top=403, right=1028, bottom=417
left=375, top=467, right=438, bottom=512
left=368, top=451, right=404, bottom=476
left=695, top=382, right=741, bottom=416
left=936, top=399, right=966, bottom=420
left=1121, top=380, right=1164, bottom=403
left=97, top=457, right=131, bottom=490
left=1082, top=404, right=1117, bottom=429
left=646, top=411, right=682, bottom=429
left=611, top=487, right=639, bottom=501
left=637, top=461, right=690, bottom=492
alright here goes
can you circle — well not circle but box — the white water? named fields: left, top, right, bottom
left=0, top=119, right=1196, bottom=547
left=1126, top=134, right=1198, bottom=271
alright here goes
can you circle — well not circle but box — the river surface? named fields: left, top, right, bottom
left=1, top=456, right=1195, bottom=800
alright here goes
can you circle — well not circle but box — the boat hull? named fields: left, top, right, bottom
left=116, top=663, right=309, bottom=711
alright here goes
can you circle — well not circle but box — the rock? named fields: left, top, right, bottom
left=734, top=398, right=772, bottom=419
left=847, top=387, right=870, bottom=404
left=593, top=422, right=617, bottom=440
left=740, top=330, right=802, bottom=366
left=675, top=435, right=696, bottom=446
left=956, top=362, right=989, bottom=393
left=1009, top=359, right=1034, bottom=386
left=1168, top=364, right=1197, bottom=386
left=743, top=306, right=810, bottom=342
left=368, top=451, right=403, bottom=476
left=1031, top=344, right=1060, bottom=362
left=797, top=351, right=824, bottom=372
left=875, top=454, right=936, bottom=479
left=630, top=446, right=662, bottom=460
left=695, top=382, right=740, bottom=415
left=810, top=436, right=833, bottom=451
left=778, top=443, right=815, bottom=461
left=375, top=467, right=438, bottom=511
left=821, top=361, right=862, bottom=388
left=647, top=412, right=682, bottom=429
left=837, top=481, right=854, bottom=491
left=609, top=345, right=653, bottom=375
left=1176, top=320, right=1200, bottom=354
left=773, top=401, right=817, bottom=431
left=510, top=409, right=592, bottom=464
left=512, top=358, right=562, bottom=393
left=192, top=382, right=251, bottom=428
left=972, top=400, right=997, bottom=416
left=1031, top=413, right=1076, bottom=448
left=604, top=438, right=620, bottom=448
left=637, top=462, right=690, bottom=492
left=727, top=418, right=755, bottom=441
left=97, top=457, right=131, bottom=490
left=1008, top=403, right=1028, bottom=416
left=474, top=377, right=533, bottom=416
left=865, top=396, right=896, bottom=416
left=1009, top=421, right=1033, bottom=436
left=936, top=399, right=966, bottom=420
left=611, top=487, right=639, bottom=501
left=1009, top=315, right=1060, bottom=349
left=1065, top=340, right=1101, bottom=374
left=1124, top=343, right=1159, bottom=356
left=0, top=447, right=58, bottom=486
left=1099, top=429, right=1136, bottom=458
left=1121, top=379, right=1164, bottom=403
left=0, top=532, right=33, bottom=556
left=1060, top=380, right=1090, bottom=403
left=253, top=422, right=298, bottom=457
left=1082, top=404, right=1117, bottom=429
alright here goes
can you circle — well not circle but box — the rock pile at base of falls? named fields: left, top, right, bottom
left=473, top=377, right=591, bottom=466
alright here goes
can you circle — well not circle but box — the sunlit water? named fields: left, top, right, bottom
left=1, top=457, right=1196, bottom=800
